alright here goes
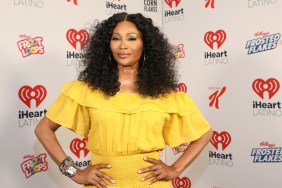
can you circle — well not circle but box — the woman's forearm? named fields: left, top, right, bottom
left=34, top=116, right=67, bottom=165
left=171, top=128, right=213, bottom=175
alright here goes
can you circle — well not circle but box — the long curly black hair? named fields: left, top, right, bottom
left=79, top=12, right=178, bottom=97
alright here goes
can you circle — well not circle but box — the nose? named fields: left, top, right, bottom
left=119, top=39, right=128, bottom=49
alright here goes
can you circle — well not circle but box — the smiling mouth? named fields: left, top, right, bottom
left=118, top=53, right=130, bottom=59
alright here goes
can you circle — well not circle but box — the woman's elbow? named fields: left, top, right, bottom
left=34, top=116, right=58, bottom=138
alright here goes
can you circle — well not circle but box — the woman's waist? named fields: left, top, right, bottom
left=90, top=152, right=160, bottom=186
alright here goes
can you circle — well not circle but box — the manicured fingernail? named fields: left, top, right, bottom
left=140, top=178, right=145, bottom=181
left=143, top=157, right=147, bottom=160
left=137, top=170, right=142, bottom=173
left=107, top=186, right=111, bottom=188
left=111, top=180, right=115, bottom=183
left=107, top=165, right=112, bottom=168
left=148, top=182, right=152, bottom=185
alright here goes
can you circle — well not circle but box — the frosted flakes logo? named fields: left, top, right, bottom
left=177, top=83, right=187, bottom=93
left=67, top=0, right=78, bottom=5
left=21, top=154, right=48, bottom=178
left=245, top=31, right=281, bottom=55
left=172, top=176, right=191, bottom=188
left=251, top=141, right=282, bottom=163
left=172, top=143, right=189, bottom=154
left=18, top=85, right=47, bottom=128
left=204, top=30, right=228, bottom=66
left=164, top=0, right=184, bottom=23
left=205, top=0, right=215, bottom=8
left=208, top=86, right=226, bottom=109
left=17, top=35, right=44, bottom=58
left=171, top=44, right=185, bottom=59
left=248, top=0, right=278, bottom=8
left=70, top=138, right=90, bottom=169
left=209, top=131, right=233, bottom=167
left=252, top=78, right=281, bottom=117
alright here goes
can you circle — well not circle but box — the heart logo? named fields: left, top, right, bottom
left=67, top=0, right=78, bottom=5
left=18, top=85, right=47, bottom=108
left=177, top=83, right=187, bottom=93
left=70, top=138, right=89, bottom=158
left=164, top=0, right=181, bottom=8
left=204, top=30, right=226, bottom=49
left=210, top=131, right=231, bottom=151
left=172, top=177, right=191, bottom=188
left=66, top=29, right=89, bottom=49
left=252, top=78, right=280, bottom=99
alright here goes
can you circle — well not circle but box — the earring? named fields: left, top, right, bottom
left=109, top=55, right=112, bottom=62
left=141, top=53, right=146, bottom=69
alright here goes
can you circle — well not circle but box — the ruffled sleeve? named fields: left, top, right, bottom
left=163, top=92, right=211, bottom=147
left=46, top=81, right=90, bottom=137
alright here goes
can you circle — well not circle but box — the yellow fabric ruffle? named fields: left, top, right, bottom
left=46, top=80, right=211, bottom=156
left=60, top=80, right=194, bottom=116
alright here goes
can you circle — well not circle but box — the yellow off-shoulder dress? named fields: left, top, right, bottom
left=46, top=80, right=211, bottom=188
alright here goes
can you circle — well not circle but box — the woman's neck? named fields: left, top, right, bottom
left=118, top=65, right=138, bottom=93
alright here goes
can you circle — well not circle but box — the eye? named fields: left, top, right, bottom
left=111, top=37, right=120, bottom=41
left=126, top=37, right=137, bottom=41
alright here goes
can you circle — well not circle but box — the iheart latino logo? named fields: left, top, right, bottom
left=18, top=85, right=47, bottom=108
left=252, top=78, right=280, bottom=99
left=66, top=29, right=89, bottom=50
left=210, top=131, right=231, bottom=151
left=164, top=0, right=181, bottom=8
left=204, top=30, right=226, bottom=49
left=70, top=138, right=89, bottom=158
left=172, top=177, right=191, bottom=188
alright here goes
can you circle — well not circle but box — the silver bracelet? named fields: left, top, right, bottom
left=59, top=156, right=78, bottom=178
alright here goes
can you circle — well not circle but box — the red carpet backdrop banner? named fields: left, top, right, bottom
left=0, top=0, right=281, bottom=188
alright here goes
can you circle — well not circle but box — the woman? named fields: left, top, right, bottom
left=35, top=12, right=213, bottom=188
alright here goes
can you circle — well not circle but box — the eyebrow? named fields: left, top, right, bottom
left=112, top=32, right=139, bottom=36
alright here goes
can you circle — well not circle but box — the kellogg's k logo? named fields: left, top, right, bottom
left=18, top=85, right=47, bottom=108
left=205, top=0, right=215, bottom=8
left=252, top=78, right=280, bottom=99
left=209, top=86, right=226, bottom=109
left=210, top=131, right=231, bottom=151
left=66, top=29, right=89, bottom=50
left=204, top=30, right=226, bottom=49
left=70, top=138, right=89, bottom=158
left=172, top=177, right=191, bottom=188
left=164, top=0, right=181, bottom=8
